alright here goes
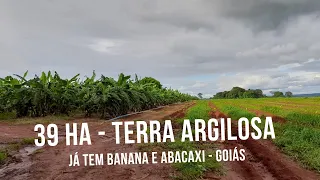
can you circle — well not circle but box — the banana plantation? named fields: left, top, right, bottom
left=0, top=71, right=196, bottom=118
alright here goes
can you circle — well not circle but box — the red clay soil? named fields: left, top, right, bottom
left=206, top=102, right=319, bottom=180
left=162, top=101, right=195, bottom=120
left=0, top=118, right=105, bottom=144
left=0, top=102, right=194, bottom=180
left=0, top=123, right=36, bottom=143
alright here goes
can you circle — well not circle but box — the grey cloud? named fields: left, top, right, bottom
left=141, top=13, right=216, bottom=32
left=292, top=59, right=320, bottom=71
left=1, top=0, right=320, bottom=97
left=214, top=0, right=320, bottom=32
left=139, top=0, right=320, bottom=33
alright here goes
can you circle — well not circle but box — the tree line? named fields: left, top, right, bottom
left=212, top=87, right=293, bottom=99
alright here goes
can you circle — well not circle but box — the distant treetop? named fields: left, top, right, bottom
left=212, top=87, right=293, bottom=99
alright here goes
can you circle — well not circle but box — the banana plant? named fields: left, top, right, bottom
left=0, top=71, right=197, bottom=118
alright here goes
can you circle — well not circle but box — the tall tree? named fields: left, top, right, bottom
left=285, top=91, right=293, bottom=97
left=227, top=87, right=246, bottom=98
left=272, top=91, right=285, bottom=97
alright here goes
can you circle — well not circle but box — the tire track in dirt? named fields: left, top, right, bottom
left=205, top=102, right=273, bottom=180
left=0, top=102, right=194, bottom=180
left=207, top=102, right=319, bottom=180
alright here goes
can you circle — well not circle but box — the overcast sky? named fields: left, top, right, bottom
left=1, top=0, right=320, bottom=97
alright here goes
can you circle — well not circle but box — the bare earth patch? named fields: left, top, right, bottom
left=0, top=102, right=193, bottom=180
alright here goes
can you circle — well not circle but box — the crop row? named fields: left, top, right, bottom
left=0, top=71, right=196, bottom=119
left=212, top=99, right=320, bottom=172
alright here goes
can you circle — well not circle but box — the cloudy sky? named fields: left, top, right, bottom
left=1, top=0, right=320, bottom=97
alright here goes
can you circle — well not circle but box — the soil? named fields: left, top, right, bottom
left=1, top=101, right=319, bottom=180
left=0, top=123, right=36, bottom=143
left=206, top=102, right=319, bottom=180
left=0, top=102, right=194, bottom=180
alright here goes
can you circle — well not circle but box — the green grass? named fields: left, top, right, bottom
left=183, top=101, right=211, bottom=123
left=273, top=123, right=320, bottom=171
left=262, top=106, right=320, bottom=128
left=213, top=97, right=320, bottom=115
left=138, top=100, right=222, bottom=179
left=168, top=101, right=221, bottom=180
left=167, top=139, right=221, bottom=180
left=0, top=151, right=7, bottom=164
left=212, top=98, right=320, bottom=172
left=21, top=138, right=36, bottom=145
left=219, top=105, right=256, bottom=120
left=261, top=106, right=283, bottom=115
left=0, top=112, right=16, bottom=120
left=7, top=143, right=21, bottom=151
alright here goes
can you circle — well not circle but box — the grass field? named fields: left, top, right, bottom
left=212, top=97, right=320, bottom=172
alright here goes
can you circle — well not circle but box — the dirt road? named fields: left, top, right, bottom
left=0, top=102, right=193, bottom=180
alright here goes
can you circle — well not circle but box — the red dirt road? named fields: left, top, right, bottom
left=207, top=102, right=319, bottom=180
left=0, top=102, right=193, bottom=180
left=0, top=124, right=36, bottom=143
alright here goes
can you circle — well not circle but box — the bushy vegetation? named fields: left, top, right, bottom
left=213, top=87, right=294, bottom=99
left=270, top=91, right=293, bottom=97
left=0, top=71, right=196, bottom=119
left=213, top=87, right=265, bottom=99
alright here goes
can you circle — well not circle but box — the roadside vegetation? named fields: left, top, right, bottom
left=0, top=151, right=7, bottom=165
left=212, top=98, right=320, bottom=172
left=171, top=101, right=221, bottom=179
left=138, top=101, right=222, bottom=180
left=0, top=71, right=196, bottom=119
